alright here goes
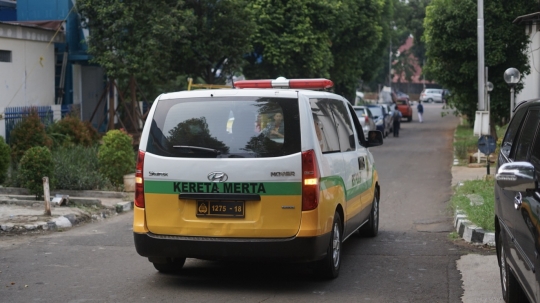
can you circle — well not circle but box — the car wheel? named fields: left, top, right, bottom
left=498, top=232, right=527, bottom=302
left=152, top=257, right=186, bottom=273
left=407, top=116, right=412, bottom=122
left=359, top=189, right=379, bottom=237
left=427, top=98, right=433, bottom=103
left=316, top=212, right=342, bottom=279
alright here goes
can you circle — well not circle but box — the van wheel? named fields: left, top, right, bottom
left=316, top=212, right=342, bottom=279
left=151, top=257, right=186, bottom=273
left=498, top=232, right=527, bottom=302
left=359, top=190, right=379, bottom=237
left=407, top=116, right=412, bottom=122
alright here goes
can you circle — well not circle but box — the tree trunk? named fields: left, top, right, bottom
left=130, top=75, right=138, bottom=131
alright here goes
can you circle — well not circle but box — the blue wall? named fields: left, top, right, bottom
left=0, top=7, right=16, bottom=21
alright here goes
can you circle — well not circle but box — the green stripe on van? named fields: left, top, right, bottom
left=144, top=180, right=301, bottom=195
left=320, top=175, right=373, bottom=201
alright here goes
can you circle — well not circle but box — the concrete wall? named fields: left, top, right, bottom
left=516, top=23, right=540, bottom=104
left=0, top=23, right=64, bottom=108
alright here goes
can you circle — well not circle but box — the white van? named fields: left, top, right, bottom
left=133, top=77, right=383, bottom=279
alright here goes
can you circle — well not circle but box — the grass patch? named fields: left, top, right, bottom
left=450, top=178, right=495, bottom=231
left=453, top=120, right=510, bottom=164
left=453, top=122, right=478, bottom=163
left=448, top=232, right=460, bottom=241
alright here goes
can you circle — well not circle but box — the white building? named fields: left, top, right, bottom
left=0, top=21, right=64, bottom=138
left=513, top=13, right=540, bottom=104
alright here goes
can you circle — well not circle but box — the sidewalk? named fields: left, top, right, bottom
left=0, top=187, right=133, bottom=232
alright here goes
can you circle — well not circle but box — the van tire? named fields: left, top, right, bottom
left=152, top=257, right=186, bottom=273
left=316, top=212, right=342, bottom=279
left=359, top=189, right=379, bottom=237
left=498, top=232, right=527, bottom=302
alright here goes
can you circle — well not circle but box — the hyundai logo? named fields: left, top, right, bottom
left=207, top=172, right=228, bottom=182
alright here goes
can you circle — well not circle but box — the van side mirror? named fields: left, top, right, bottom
left=496, top=162, right=536, bottom=192
left=366, top=130, right=383, bottom=147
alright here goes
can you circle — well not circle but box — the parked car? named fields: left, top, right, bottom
left=366, top=104, right=392, bottom=138
left=133, top=77, right=384, bottom=279
left=353, top=106, right=377, bottom=139
left=380, top=103, right=395, bottom=131
left=495, top=99, right=540, bottom=302
left=396, top=99, right=413, bottom=122
left=420, top=88, right=444, bottom=103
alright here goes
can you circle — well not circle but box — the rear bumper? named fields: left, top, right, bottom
left=134, top=232, right=330, bottom=262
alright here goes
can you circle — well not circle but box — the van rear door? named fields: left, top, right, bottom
left=142, top=96, right=303, bottom=238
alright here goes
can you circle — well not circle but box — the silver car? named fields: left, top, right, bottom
left=420, top=88, right=443, bottom=103
left=353, top=106, right=377, bottom=140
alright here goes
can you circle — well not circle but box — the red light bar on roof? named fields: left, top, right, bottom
left=234, top=77, right=333, bottom=90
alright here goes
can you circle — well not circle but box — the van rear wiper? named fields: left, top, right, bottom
left=173, top=145, right=221, bottom=155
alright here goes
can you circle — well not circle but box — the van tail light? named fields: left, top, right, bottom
left=135, top=150, right=145, bottom=208
left=365, top=116, right=369, bottom=124
left=302, top=150, right=320, bottom=211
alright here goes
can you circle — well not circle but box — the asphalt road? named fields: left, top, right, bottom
left=0, top=103, right=497, bottom=302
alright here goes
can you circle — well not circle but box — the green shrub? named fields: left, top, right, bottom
left=47, top=115, right=99, bottom=148
left=53, top=145, right=111, bottom=190
left=19, top=146, right=54, bottom=200
left=0, top=136, right=10, bottom=184
left=4, top=166, right=23, bottom=188
left=10, top=109, right=52, bottom=163
left=98, top=129, right=135, bottom=187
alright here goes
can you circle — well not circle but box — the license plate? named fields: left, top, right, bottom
left=196, top=201, right=245, bottom=217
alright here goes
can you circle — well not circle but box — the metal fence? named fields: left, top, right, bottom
left=4, top=106, right=53, bottom=144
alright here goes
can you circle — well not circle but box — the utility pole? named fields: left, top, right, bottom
left=478, top=0, right=485, bottom=110
left=389, top=39, right=392, bottom=87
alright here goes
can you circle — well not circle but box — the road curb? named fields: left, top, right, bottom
left=454, top=209, right=495, bottom=246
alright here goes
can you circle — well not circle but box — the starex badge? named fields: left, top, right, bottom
left=207, top=171, right=228, bottom=182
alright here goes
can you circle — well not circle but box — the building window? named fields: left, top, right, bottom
left=0, top=50, right=12, bottom=62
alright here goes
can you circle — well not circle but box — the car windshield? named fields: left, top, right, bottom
left=354, top=108, right=366, bottom=117
left=368, top=107, right=383, bottom=118
left=146, top=96, right=301, bottom=158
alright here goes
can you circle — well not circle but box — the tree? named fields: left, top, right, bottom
left=405, top=0, right=431, bottom=71
left=329, top=0, right=389, bottom=101
left=172, top=0, right=256, bottom=85
left=243, top=0, right=339, bottom=80
left=393, top=49, right=417, bottom=84
left=363, top=0, right=409, bottom=92
left=244, top=0, right=391, bottom=103
left=77, top=0, right=194, bottom=102
left=424, top=0, right=537, bottom=129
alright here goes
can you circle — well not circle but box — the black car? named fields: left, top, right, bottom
left=495, top=99, right=540, bottom=302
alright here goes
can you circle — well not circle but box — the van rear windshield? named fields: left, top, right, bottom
left=146, top=96, right=301, bottom=158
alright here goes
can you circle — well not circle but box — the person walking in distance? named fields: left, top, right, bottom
left=393, top=104, right=402, bottom=137
left=417, top=100, right=424, bottom=123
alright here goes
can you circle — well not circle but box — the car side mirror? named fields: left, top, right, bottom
left=496, top=161, right=536, bottom=192
left=366, top=130, right=383, bottom=147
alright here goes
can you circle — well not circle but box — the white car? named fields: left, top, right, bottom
left=420, top=88, right=443, bottom=103
left=133, top=77, right=384, bottom=279
left=353, top=106, right=377, bottom=139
